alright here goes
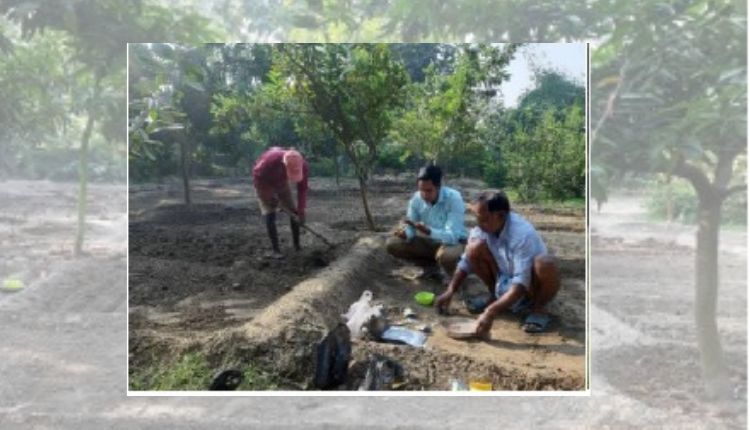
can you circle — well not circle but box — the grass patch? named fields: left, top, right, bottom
left=238, top=365, right=280, bottom=390
left=129, top=351, right=280, bottom=391
left=539, top=197, right=586, bottom=210
left=130, top=351, right=211, bottom=391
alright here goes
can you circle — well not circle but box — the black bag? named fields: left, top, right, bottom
left=314, top=323, right=351, bottom=389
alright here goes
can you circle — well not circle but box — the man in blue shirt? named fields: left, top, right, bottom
left=386, top=165, right=468, bottom=279
left=435, top=191, right=560, bottom=334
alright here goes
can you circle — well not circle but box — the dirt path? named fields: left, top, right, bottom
left=587, top=193, right=747, bottom=428
left=0, top=180, right=744, bottom=428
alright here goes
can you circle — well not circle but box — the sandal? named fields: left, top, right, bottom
left=523, top=313, right=550, bottom=333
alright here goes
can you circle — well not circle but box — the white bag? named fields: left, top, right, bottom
left=341, top=290, right=383, bottom=339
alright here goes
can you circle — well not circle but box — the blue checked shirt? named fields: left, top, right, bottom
left=404, top=186, right=468, bottom=246
left=457, top=212, right=547, bottom=293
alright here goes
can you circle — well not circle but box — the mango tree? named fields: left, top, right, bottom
left=272, top=44, right=409, bottom=229
left=591, top=1, right=746, bottom=397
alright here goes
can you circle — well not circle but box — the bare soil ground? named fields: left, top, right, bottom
left=127, top=176, right=586, bottom=390
left=587, top=195, right=747, bottom=428
left=0, top=179, right=744, bottom=428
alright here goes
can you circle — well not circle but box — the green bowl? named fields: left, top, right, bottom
left=414, top=291, right=435, bottom=306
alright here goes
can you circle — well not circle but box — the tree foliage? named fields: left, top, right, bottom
left=272, top=43, right=409, bottom=229
left=391, top=44, right=519, bottom=175
left=483, top=70, right=585, bottom=201
left=128, top=42, right=585, bottom=207
left=2, top=0, right=219, bottom=252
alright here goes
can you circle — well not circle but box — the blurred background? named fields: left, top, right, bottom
left=0, top=1, right=746, bottom=428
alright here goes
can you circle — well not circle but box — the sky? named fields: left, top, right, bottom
left=500, top=43, right=588, bottom=107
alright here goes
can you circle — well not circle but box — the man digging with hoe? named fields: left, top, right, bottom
left=252, top=147, right=308, bottom=259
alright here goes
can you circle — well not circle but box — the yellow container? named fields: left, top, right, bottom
left=469, top=381, right=492, bottom=391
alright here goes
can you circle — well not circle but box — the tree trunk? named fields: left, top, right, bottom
left=665, top=176, right=674, bottom=223
left=694, top=192, right=730, bottom=398
left=74, top=109, right=96, bottom=256
left=357, top=175, right=375, bottom=230
left=74, top=69, right=103, bottom=256
left=334, top=155, right=341, bottom=186
left=180, top=136, right=191, bottom=205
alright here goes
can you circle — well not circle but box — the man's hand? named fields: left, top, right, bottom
left=415, top=222, right=431, bottom=235
left=475, top=311, right=494, bottom=337
left=435, top=289, right=454, bottom=315
left=285, top=206, right=304, bottom=225
left=436, top=270, right=468, bottom=315
left=393, top=227, right=407, bottom=239
left=403, top=219, right=430, bottom=235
